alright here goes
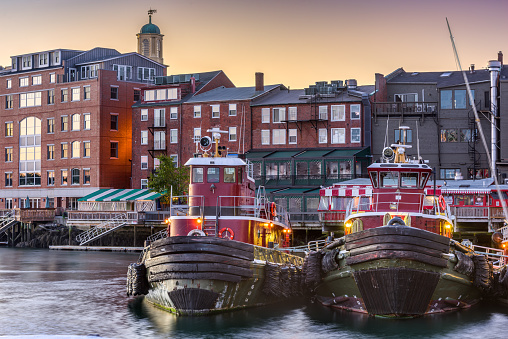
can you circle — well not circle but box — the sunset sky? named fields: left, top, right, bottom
left=1, top=0, right=506, bottom=88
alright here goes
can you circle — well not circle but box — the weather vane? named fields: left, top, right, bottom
left=148, top=8, right=157, bottom=17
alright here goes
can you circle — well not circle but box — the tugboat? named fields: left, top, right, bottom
left=306, top=127, right=494, bottom=317
left=127, top=129, right=303, bottom=315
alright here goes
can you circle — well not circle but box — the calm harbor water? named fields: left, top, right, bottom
left=1, top=247, right=508, bottom=339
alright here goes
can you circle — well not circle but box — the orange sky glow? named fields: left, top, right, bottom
left=1, top=0, right=507, bottom=88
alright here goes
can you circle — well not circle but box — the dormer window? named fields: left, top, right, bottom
left=52, top=51, right=60, bottom=65
left=11, top=58, right=17, bottom=71
left=22, top=56, right=32, bottom=70
left=39, top=53, right=49, bottom=67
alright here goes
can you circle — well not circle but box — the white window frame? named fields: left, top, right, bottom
left=170, top=129, right=178, bottom=144
left=211, top=105, right=220, bottom=118
left=319, top=128, right=327, bottom=144
left=141, top=179, right=148, bottom=189
left=6, top=79, right=12, bottom=89
left=194, top=106, right=201, bottom=118
left=141, top=156, right=148, bottom=170
left=47, top=170, right=55, bottom=186
left=83, top=113, right=91, bottom=130
left=144, top=90, right=155, bottom=101
left=83, top=141, right=90, bottom=158
left=261, top=130, right=270, bottom=145
left=289, top=129, right=297, bottom=144
left=22, top=56, right=32, bottom=70
left=32, top=75, right=42, bottom=86
left=19, top=77, right=28, bottom=87
left=288, top=107, right=297, bottom=121
left=141, top=130, right=148, bottom=145
left=154, top=131, right=166, bottom=150
left=49, top=73, right=56, bottom=84
left=193, top=128, right=201, bottom=142
left=229, top=127, right=237, bottom=142
left=154, top=109, right=165, bottom=127
left=170, top=107, right=178, bottom=119
left=83, top=168, right=91, bottom=185
left=71, top=114, right=80, bottom=131
left=331, top=128, right=345, bottom=144
left=351, top=128, right=361, bottom=143
left=170, top=154, right=178, bottom=167
left=350, top=104, right=361, bottom=120
left=272, top=129, right=286, bottom=145
left=141, top=109, right=148, bottom=121
left=39, top=53, right=49, bottom=67
left=261, top=108, right=270, bottom=123
left=331, top=105, right=345, bottom=121
left=83, top=85, right=91, bottom=100
left=229, top=104, right=237, bottom=116
left=273, top=108, right=285, bottom=123
left=319, top=106, right=328, bottom=120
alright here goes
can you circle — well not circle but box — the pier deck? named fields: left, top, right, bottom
left=49, top=245, right=143, bottom=252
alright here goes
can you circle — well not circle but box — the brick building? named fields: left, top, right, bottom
left=0, top=47, right=165, bottom=210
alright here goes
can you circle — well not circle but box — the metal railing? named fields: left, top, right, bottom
left=472, top=244, right=508, bottom=268
left=75, top=213, right=128, bottom=245
left=0, top=210, right=17, bottom=233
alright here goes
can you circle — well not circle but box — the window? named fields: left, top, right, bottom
left=22, top=56, right=32, bottom=69
left=170, top=154, right=178, bottom=167
left=400, top=172, right=419, bottom=188
left=83, top=169, right=90, bottom=185
left=71, top=168, right=80, bottom=185
left=5, top=147, right=13, bottom=162
left=229, top=127, right=237, bottom=142
left=440, top=90, right=452, bottom=109
left=52, top=51, right=60, bottom=65
left=5, top=198, right=13, bottom=209
left=351, top=128, right=361, bottom=143
left=110, top=114, right=118, bottom=130
left=440, top=168, right=461, bottom=180
left=272, top=129, right=286, bottom=144
left=193, top=128, right=201, bottom=142
left=111, top=87, right=118, bottom=100
left=47, top=144, right=54, bottom=160
left=331, top=105, right=345, bottom=121
left=156, top=89, right=166, bottom=101
left=440, top=129, right=459, bottom=142
left=141, top=130, right=148, bottom=145
left=5, top=95, right=13, bottom=109
left=72, top=114, right=80, bottom=131
left=48, top=89, right=55, bottom=105
left=6, top=79, right=11, bottom=89
left=288, top=107, right=297, bottom=121
left=61, top=88, right=68, bottom=102
left=20, top=77, right=28, bottom=87
left=61, top=116, right=68, bottom=132
left=289, top=129, right=297, bottom=144
left=170, top=107, right=178, bottom=119
left=380, top=172, right=399, bottom=188
left=207, top=168, right=220, bottom=183
left=224, top=168, right=236, bottom=183
left=460, top=129, right=473, bottom=142
left=154, top=109, right=165, bottom=127
left=154, top=131, right=165, bottom=150
left=454, top=90, right=466, bottom=109
left=137, top=67, right=155, bottom=81
left=273, top=108, right=285, bottom=123
left=113, top=64, right=132, bottom=81
left=84, top=86, right=91, bottom=100
left=83, top=113, right=90, bottom=130
left=32, top=75, right=42, bottom=85
left=167, top=88, right=178, bottom=100
left=141, top=109, right=148, bottom=121
left=351, top=104, right=361, bottom=119
left=140, top=179, right=148, bottom=189
left=319, top=128, right=327, bottom=144
left=71, top=141, right=80, bottom=158
left=194, top=106, right=201, bottom=118
left=331, top=128, right=345, bottom=144
left=61, top=169, right=68, bottom=185
left=192, top=167, right=203, bottom=183
left=144, top=90, right=155, bottom=101
left=49, top=73, right=56, bottom=83
left=319, top=106, right=328, bottom=120
left=5, top=122, right=13, bottom=137
left=47, top=171, right=55, bottom=186
left=229, top=104, right=237, bottom=116
left=261, top=130, right=270, bottom=145
left=262, top=108, right=270, bottom=123
left=19, top=117, right=41, bottom=186
left=212, top=105, right=220, bottom=118
left=110, top=142, right=118, bottom=158
left=394, top=129, right=412, bottom=143
left=5, top=172, right=12, bottom=187
left=19, top=92, right=42, bottom=107
left=134, top=89, right=141, bottom=101
left=39, top=53, right=48, bottom=67
left=61, top=143, right=68, bottom=158
left=141, top=156, right=148, bottom=170
left=170, top=129, right=178, bottom=143
left=83, top=141, right=90, bottom=157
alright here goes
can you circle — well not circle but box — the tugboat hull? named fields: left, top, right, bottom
left=138, top=236, right=303, bottom=315
left=310, top=225, right=486, bottom=317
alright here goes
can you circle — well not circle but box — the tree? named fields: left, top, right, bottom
left=148, top=155, right=189, bottom=203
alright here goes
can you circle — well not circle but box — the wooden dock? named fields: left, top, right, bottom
left=49, top=245, right=143, bottom=252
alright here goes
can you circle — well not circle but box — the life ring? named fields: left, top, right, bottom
left=187, top=229, right=206, bottom=236
left=270, top=202, right=277, bottom=217
left=439, top=195, right=446, bottom=211
left=219, top=227, right=234, bottom=240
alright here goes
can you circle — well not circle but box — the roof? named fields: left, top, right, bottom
left=251, top=87, right=366, bottom=106
left=140, top=16, right=160, bottom=34
left=245, top=148, right=370, bottom=160
left=387, top=68, right=491, bottom=88
left=77, top=189, right=162, bottom=202
left=184, top=157, right=247, bottom=166
left=186, top=84, right=281, bottom=103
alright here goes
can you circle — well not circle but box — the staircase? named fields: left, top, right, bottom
left=202, top=218, right=217, bottom=237
left=0, top=210, right=18, bottom=234
left=76, top=213, right=129, bottom=246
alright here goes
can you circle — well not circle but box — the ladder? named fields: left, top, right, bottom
left=0, top=210, right=18, bottom=234
left=203, top=218, right=217, bottom=237
left=76, top=213, right=129, bottom=246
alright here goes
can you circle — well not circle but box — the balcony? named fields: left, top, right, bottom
left=372, top=102, right=437, bottom=121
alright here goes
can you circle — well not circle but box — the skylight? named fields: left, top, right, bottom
left=440, top=72, right=452, bottom=77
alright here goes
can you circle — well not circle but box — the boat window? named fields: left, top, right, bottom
left=318, top=197, right=329, bottom=210
left=400, top=172, right=418, bottom=188
left=380, top=171, right=399, bottom=188
left=207, top=167, right=220, bottom=183
left=423, top=196, right=435, bottom=209
left=420, top=172, right=430, bottom=188
left=491, top=191, right=508, bottom=200
left=192, top=167, right=203, bottom=183
left=475, top=195, right=484, bottom=206
left=369, top=172, right=378, bottom=188
left=331, top=197, right=350, bottom=210
left=224, top=167, right=236, bottom=183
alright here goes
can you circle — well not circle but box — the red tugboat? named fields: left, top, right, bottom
left=127, top=129, right=303, bottom=315
left=306, top=127, right=494, bottom=317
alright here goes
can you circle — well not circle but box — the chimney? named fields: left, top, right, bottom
left=255, top=72, right=264, bottom=92
left=498, top=51, right=503, bottom=65
left=190, top=76, right=196, bottom=93
left=346, top=79, right=357, bottom=90
left=470, top=64, right=475, bottom=73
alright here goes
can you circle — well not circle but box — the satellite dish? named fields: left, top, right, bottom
left=382, top=147, right=394, bottom=161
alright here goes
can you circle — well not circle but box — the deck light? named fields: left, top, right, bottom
left=197, top=217, right=202, bottom=224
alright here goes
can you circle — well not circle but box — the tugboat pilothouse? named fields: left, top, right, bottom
left=127, top=129, right=303, bottom=315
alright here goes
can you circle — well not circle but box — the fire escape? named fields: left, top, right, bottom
left=147, top=114, right=167, bottom=159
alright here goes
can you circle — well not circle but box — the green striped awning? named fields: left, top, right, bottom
left=78, top=189, right=162, bottom=202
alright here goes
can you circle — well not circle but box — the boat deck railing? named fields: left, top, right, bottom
left=471, top=244, right=508, bottom=268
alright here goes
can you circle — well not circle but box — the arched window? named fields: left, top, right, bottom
left=71, top=141, right=80, bottom=158
left=157, top=40, right=161, bottom=58
left=19, top=117, right=41, bottom=186
left=142, top=39, right=149, bottom=56
left=72, top=114, right=80, bottom=131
